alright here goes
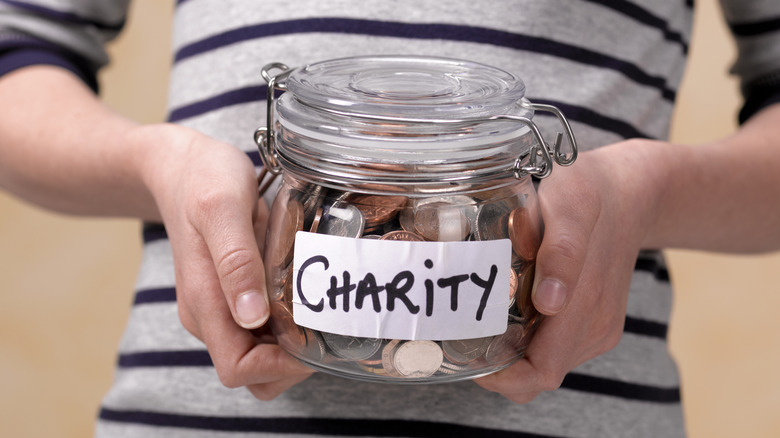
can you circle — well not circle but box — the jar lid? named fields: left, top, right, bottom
left=258, top=56, right=574, bottom=194
left=285, top=55, right=527, bottom=120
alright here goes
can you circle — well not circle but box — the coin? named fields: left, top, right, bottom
left=267, top=193, right=305, bottom=269
left=321, top=332, right=383, bottom=361
left=309, top=206, right=324, bottom=233
left=509, top=267, right=518, bottom=305
left=381, top=339, right=403, bottom=378
left=415, top=195, right=479, bottom=228
left=393, top=340, right=444, bottom=378
left=350, top=194, right=407, bottom=228
left=507, top=206, right=541, bottom=261
left=270, top=302, right=307, bottom=353
left=474, top=201, right=511, bottom=241
left=380, top=230, right=425, bottom=241
left=516, top=263, right=537, bottom=318
left=398, top=207, right=416, bottom=233
left=484, top=323, right=525, bottom=365
left=302, top=328, right=326, bottom=362
left=414, top=202, right=471, bottom=241
left=442, top=336, right=492, bottom=365
left=317, top=203, right=365, bottom=237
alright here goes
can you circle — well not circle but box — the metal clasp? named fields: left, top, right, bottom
left=520, top=100, right=578, bottom=168
left=254, top=62, right=293, bottom=176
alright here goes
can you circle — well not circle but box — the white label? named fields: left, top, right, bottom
left=291, top=232, right=510, bottom=341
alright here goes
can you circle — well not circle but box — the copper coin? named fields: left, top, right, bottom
left=381, top=339, right=403, bottom=377
left=309, top=206, right=324, bottom=233
left=270, top=302, right=307, bottom=353
left=350, top=194, right=407, bottom=228
left=507, top=206, right=541, bottom=261
left=267, top=196, right=305, bottom=269
left=380, top=230, right=425, bottom=241
left=508, top=267, right=518, bottom=308
left=516, top=263, right=537, bottom=319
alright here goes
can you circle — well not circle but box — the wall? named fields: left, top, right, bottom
left=1, top=1, right=778, bottom=437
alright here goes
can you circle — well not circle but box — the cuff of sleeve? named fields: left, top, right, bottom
left=739, top=72, right=780, bottom=124
left=0, top=47, right=99, bottom=92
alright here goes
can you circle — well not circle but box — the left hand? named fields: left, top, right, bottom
left=474, top=139, right=667, bottom=403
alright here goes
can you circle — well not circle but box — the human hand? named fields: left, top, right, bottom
left=131, top=124, right=314, bottom=400
left=474, top=139, right=667, bottom=403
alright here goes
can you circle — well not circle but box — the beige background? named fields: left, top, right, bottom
left=2, top=1, right=779, bottom=437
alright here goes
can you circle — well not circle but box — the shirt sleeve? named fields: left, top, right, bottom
left=0, top=0, right=131, bottom=93
left=718, top=0, right=780, bottom=123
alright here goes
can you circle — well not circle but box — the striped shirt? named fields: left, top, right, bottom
left=2, top=1, right=780, bottom=437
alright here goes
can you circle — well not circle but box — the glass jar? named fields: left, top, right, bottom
left=255, top=55, right=577, bottom=383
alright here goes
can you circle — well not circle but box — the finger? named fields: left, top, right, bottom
left=245, top=372, right=314, bottom=401
left=195, top=184, right=270, bottom=330
left=532, top=185, right=600, bottom=315
left=178, top=235, right=313, bottom=390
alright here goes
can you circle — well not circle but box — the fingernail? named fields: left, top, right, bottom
left=534, top=279, right=567, bottom=314
left=236, top=291, right=269, bottom=328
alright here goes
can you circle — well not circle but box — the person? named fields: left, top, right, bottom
left=1, top=1, right=779, bottom=436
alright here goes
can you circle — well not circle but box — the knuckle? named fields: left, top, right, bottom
left=538, top=372, right=565, bottom=392
left=214, top=362, right=244, bottom=389
left=216, top=247, right=258, bottom=289
left=542, top=234, right=583, bottom=269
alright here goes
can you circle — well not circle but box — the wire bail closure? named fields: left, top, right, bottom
left=254, top=62, right=293, bottom=177
left=254, top=61, right=578, bottom=188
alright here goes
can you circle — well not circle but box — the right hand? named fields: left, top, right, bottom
left=130, top=123, right=315, bottom=400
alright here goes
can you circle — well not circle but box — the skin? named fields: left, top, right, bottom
left=1, top=65, right=779, bottom=402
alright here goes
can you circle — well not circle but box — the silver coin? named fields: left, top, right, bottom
left=302, top=328, right=327, bottom=362
left=484, top=324, right=525, bottom=365
left=414, top=202, right=471, bottom=242
left=317, top=203, right=365, bottom=237
left=321, top=332, right=382, bottom=361
left=441, top=336, right=492, bottom=365
left=393, top=340, right=444, bottom=378
left=474, top=201, right=511, bottom=241
left=415, top=195, right=479, bottom=228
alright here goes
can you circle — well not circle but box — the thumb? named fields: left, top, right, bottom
left=202, top=201, right=270, bottom=330
left=531, top=198, right=597, bottom=316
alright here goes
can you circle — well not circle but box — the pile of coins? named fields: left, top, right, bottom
left=265, top=176, right=542, bottom=381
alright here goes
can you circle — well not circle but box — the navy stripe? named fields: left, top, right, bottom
left=561, top=373, right=680, bottom=403
left=166, top=84, right=652, bottom=140
left=173, top=18, right=676, bottom=101
left=118, top=350, right=213, bottom=367
left=624, top=316, right=667, bottom=339
left=531, top=99, right=653, bottom=140
left=134, top=287, right=176, bottom=305
left=142, top=222, right=168, bottom=243
left=581, top=0, right=688, bottom=53
left=729, top=16, right=780, bottom=37
left=168, top=84, right=263, bottom=122
left=0, top=0, right=125, bottom=32
left=99, top=408, right=564, bottom=437
left=634, top=257, right=669, bottom=282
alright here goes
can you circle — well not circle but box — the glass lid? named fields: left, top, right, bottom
left=284, top=55, right=527, bottom=120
